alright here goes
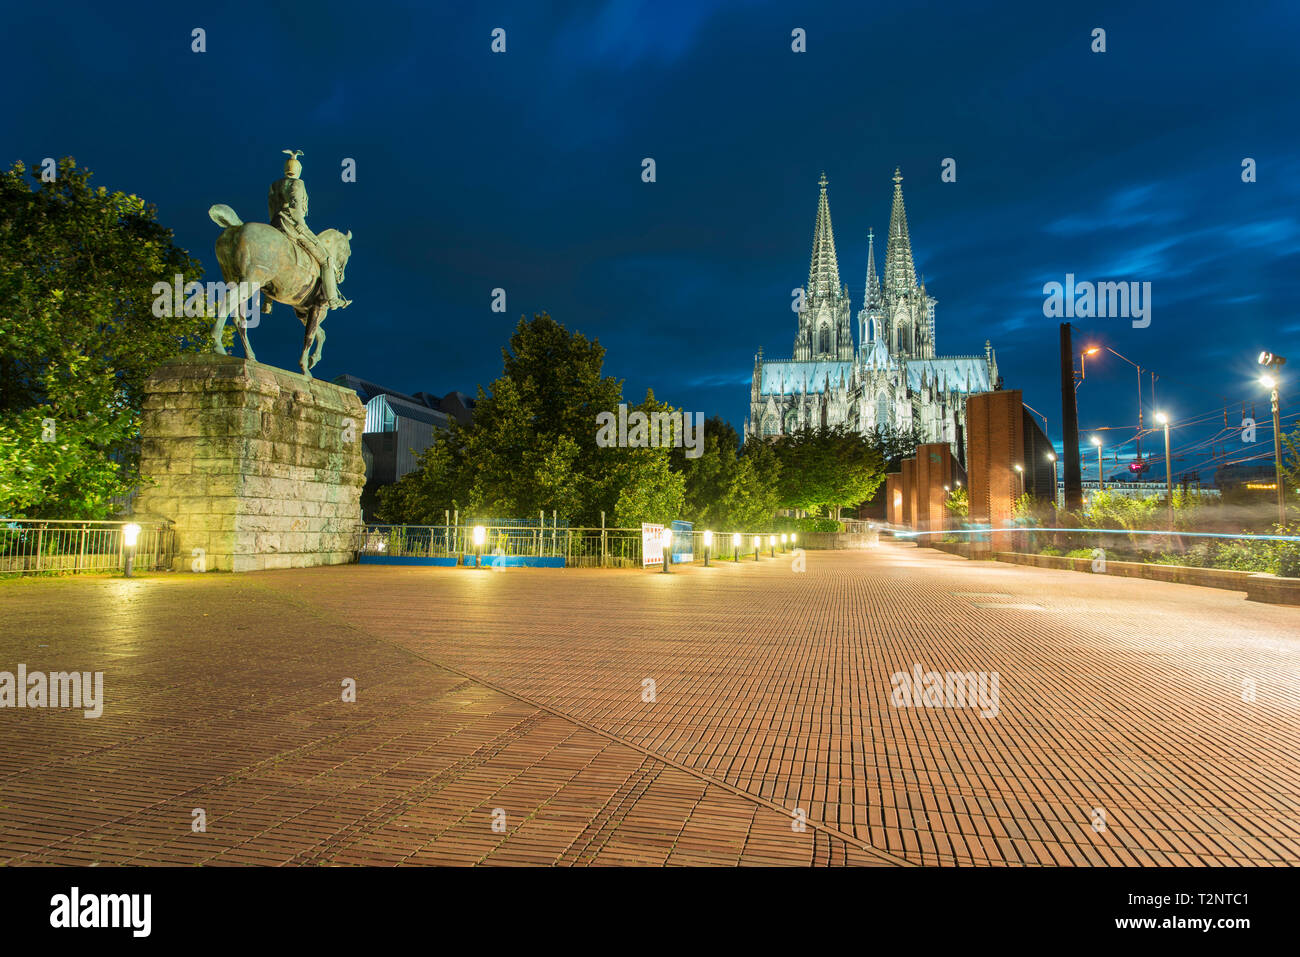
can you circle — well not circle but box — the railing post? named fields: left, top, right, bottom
left=601, top=511, right=607, bottom=568
left=34, top=524, right=44, bottom=573
left=78, top=524, right=88, bottom=572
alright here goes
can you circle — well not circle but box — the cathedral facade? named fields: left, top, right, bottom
left=745, top=170, right=1000, bottom=463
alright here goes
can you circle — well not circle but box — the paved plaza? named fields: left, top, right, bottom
left=1, top=542, right=1297, bottom=866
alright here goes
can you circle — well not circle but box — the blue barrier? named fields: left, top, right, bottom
left=359, top=555, right=460, bottom=566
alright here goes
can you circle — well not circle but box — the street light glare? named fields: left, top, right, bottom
left=1084, top=346, right=1100, bottom=355
left=1155, top=412, right=1168, bottom=425
left=1260, top=374, right=1277, bottom=389
left=1090, top=436, right=1102, bottom=446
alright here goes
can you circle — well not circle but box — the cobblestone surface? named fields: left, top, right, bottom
left=1, top=542, right=1297, bottom=866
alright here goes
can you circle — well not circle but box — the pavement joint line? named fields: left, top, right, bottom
left=243, top=575, right=913, bottom=867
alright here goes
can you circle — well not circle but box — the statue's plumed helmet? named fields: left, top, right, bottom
left=282, top=149, right=304, bottom=178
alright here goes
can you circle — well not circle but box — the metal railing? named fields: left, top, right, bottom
left=0, top=519, right=175, bottom=576
left=356, top=524, right=808, bottom=567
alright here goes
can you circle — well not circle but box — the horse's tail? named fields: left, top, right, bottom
left=209, top=204, right=242, bottom=229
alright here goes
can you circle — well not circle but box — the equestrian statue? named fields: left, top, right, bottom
left=208, top=149, right=352, bottom=376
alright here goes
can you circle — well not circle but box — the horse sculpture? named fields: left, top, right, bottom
left=208, top=203, right=352, bottom=376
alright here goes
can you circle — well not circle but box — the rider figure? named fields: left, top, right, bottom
left=268, top=150, right=349, bottom=310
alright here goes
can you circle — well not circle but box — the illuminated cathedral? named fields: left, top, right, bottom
left=745, top=170, right=1000, bottom=457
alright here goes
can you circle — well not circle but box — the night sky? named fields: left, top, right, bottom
left=6, top=0, right=1299, bottom=482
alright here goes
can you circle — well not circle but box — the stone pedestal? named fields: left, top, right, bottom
left=135, top=355, right=366, bottom=572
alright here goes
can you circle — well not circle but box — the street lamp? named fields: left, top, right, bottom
left=122, top=522, right=141, bottom=578
left=732, top=532, right=741, bottom=563
left=1258, top=351, right=1288, bottom=523
left=661, top=527, right=674, bottom=573
left=1047, top=452, right=1058, bottom=509
left=703, top=529, right=713, bottom=567
left=1013, top=463, right=1024, bottom=498
left=1090, top=436, right=1104, bottom=492
left=1086, top=346, right=1147, bottom=458
left=1155, top=412, right=1173, bottom=529
left=1077, top=346, right=1101, bottom=390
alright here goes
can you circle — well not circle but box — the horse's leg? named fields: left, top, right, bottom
left=309, top=323, right=326, bottom=369
left=235, top=301, right=256, bottom=362
left=300, top=305, right=326, bottom=376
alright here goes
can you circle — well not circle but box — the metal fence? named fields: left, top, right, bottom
left=0, top=519, right=175, bottom=576
left=357, top=524, right=805, bottom=568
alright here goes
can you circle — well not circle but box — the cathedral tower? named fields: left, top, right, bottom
left=793, top=173, right=854, bottom=361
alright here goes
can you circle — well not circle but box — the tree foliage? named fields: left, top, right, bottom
left=0, top=158, right=208, bottom=517
left=377, top=314, right=690, bottom=527
left=770, top=426, right=885, bottom=518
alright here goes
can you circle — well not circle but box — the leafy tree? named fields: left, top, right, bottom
left=771, top=426, right=885, bottom=519
left=945, top=485, right=969, bottom=518
left=377, top=314, right=686, bottom=527
left=674, top=417, right=781, bottom=530
left=0, top=158, right=208, bottom=517
left=867, top=423, right=927, bottom=470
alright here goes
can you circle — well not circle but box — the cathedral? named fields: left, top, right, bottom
left=745, top=169, right=1000, bottom=463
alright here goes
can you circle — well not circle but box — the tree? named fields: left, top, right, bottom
left=0, top=158, right=208, bottom=517
left=772, top=426, right=885, bottom=519
left=376, top=314, right=686, bottom=527
left=673, top=417, right=781, bottom=530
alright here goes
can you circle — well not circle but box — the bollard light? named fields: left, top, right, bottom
left=780, top=533, right=788, bottom=552
left=769, top=534, right=776, bottom=558
left=791, top=533, right=797, bottom=546
left=754, top=534, right=761, bottom=561
left=703, top=529, right=713, bottom=566
left=122, top=523, right=141, bottom=578
left=732, top=532, right=741, bottom=562
left=661, top=527, right=674, bottom=573
left=472, top=524, right=486, bottom=568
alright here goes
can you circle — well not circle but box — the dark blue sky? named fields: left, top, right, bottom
left=6, top=0, right=1299, bottom=481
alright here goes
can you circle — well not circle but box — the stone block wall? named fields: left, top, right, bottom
left=135, top=355, right=366, bottom=572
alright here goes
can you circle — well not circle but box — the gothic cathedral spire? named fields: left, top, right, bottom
left=794, top=172, right=853, bottom=361
left=807, top=171, right=842, bottom=298
left=883, top=168, right=917, bottom=295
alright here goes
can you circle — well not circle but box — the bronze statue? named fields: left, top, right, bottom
left=208, top=150, right=352, bottom=376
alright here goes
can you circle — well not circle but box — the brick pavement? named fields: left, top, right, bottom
left=1, top=542, right=1297, bottom=866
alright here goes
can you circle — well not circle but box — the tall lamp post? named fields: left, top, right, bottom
left=1090, top=436, right=1104, bottom=493
left=1155, top=412, right=1173, bottom=529
left=1087, top=346, right=1146, bottom=459
left=1047, top=452, right=1058, bottom=510
left=1259, top=351, right=1288, bottom=524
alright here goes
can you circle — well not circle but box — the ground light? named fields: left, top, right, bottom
left=703, top=529, right=712, bottom=566
left=732, top=532, right=741, bottom=562
left=122, top=523, right=141, bottom=578
left=661, top=527, right=673, bottom=573
left=472, top=524, right=486, bottom=568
